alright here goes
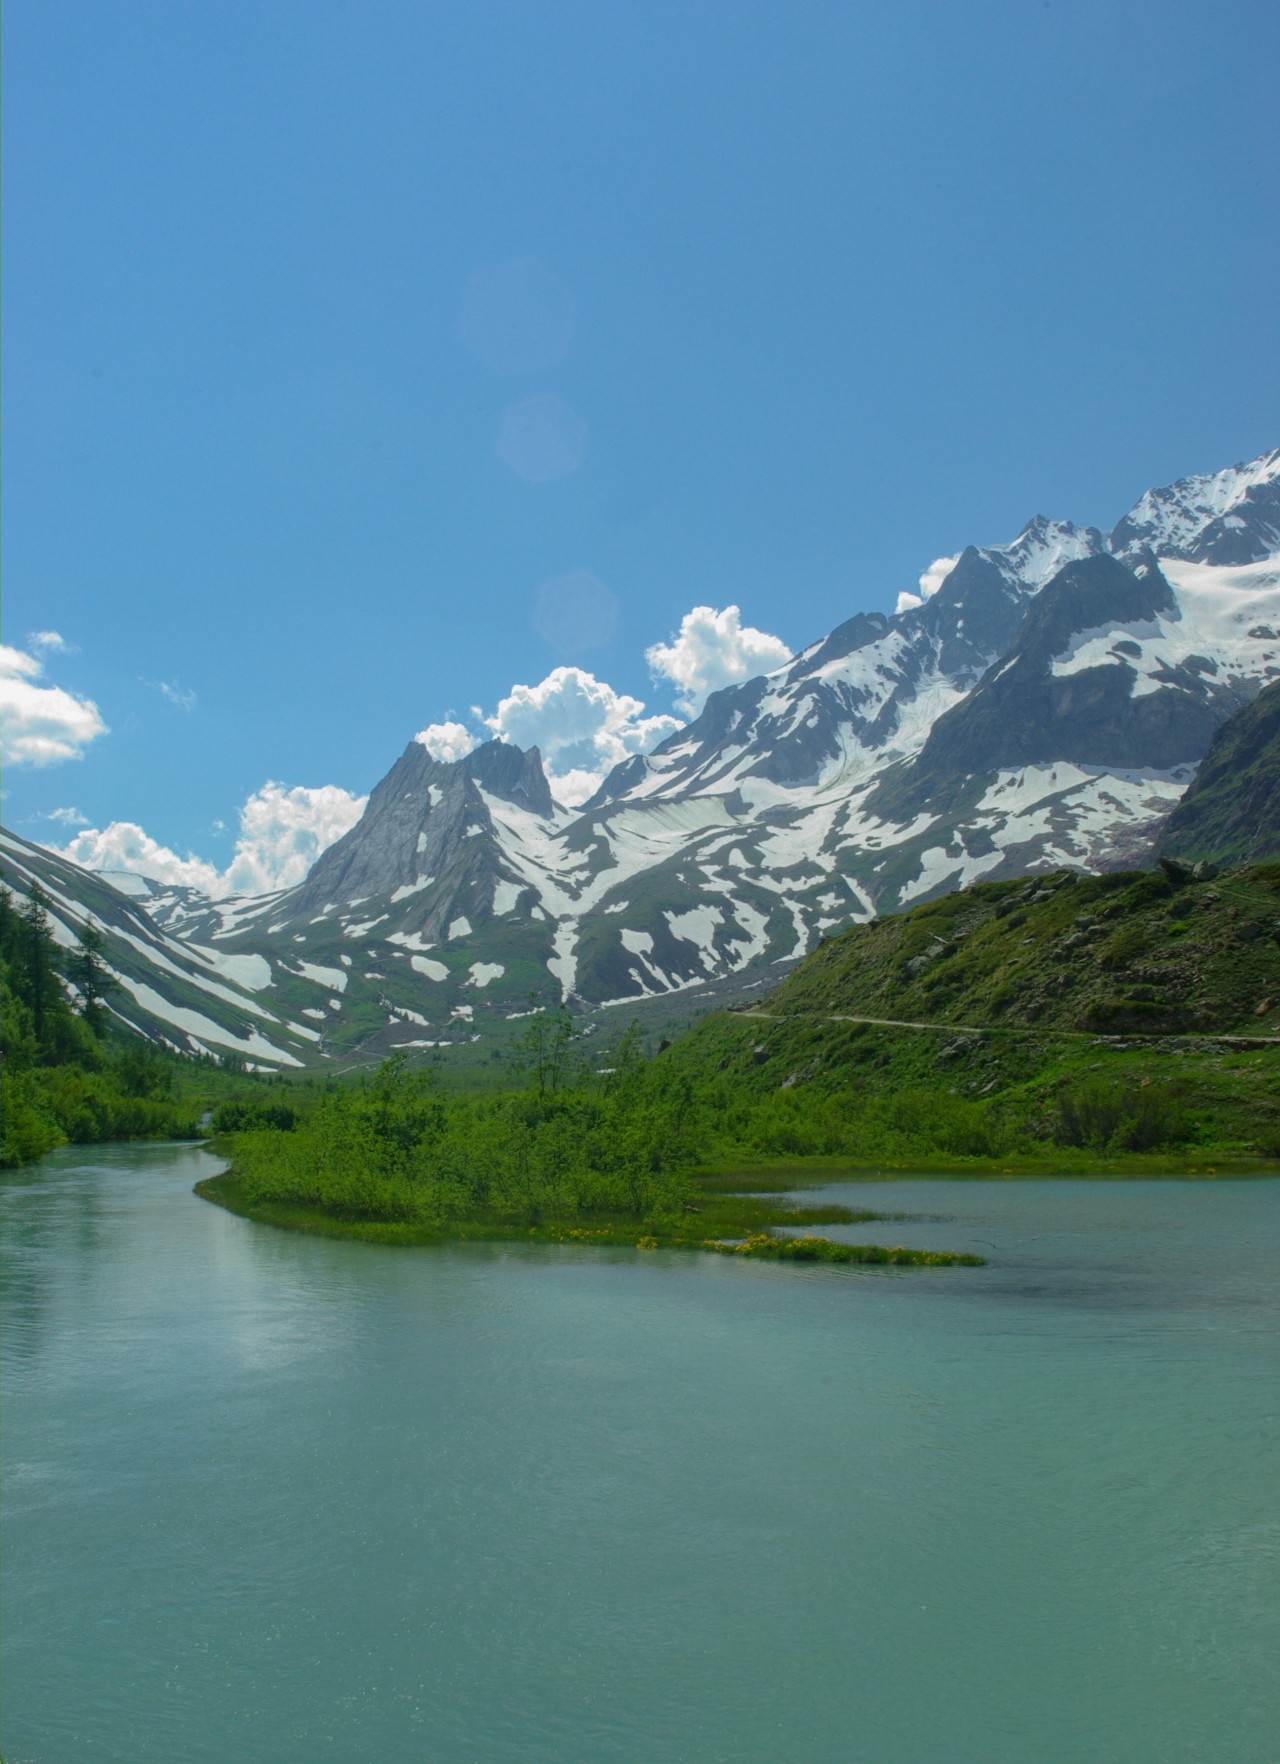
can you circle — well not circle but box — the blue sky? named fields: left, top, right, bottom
left=4, top=0, right=1277, bottom=890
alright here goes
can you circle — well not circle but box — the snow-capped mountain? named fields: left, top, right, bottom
left=587, top=516, right=1110, bottom=812
left=10, top=446, right=1279, bottom=1065
left=1109, top=448, right=1280, bottom=564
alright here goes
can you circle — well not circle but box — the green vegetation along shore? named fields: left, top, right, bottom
left=195, top=1036, right=982, bottom=1265
left=198, top=862, right=1280, bottom=1260
left=13, top=857, right=1277, bottom=1264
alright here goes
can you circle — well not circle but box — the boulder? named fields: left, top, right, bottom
left=1159, top=856, right=1194, bottom=884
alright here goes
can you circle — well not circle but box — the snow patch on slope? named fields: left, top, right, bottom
left=290, top=959, right=348, bottom=992
left=1050, top=556, right=1280, bottom=697
left=410, top=955, right=449, bottom=981
left=189, top=947, right=273, bottom=991
left=111, top=976, right=303, bottom=1066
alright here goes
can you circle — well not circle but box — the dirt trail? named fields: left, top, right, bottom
left=736, top=1008, right=1280, bottom=1048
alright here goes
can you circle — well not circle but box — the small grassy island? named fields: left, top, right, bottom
left=195, top=1041, right=983, bottom=1268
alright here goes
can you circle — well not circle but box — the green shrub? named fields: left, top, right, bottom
left=213, top=1097, right=298, bottom=1134
left=230, top=1056, right=700, bottom=1229
left=1100, top=925, right=1148, bottom=971
left=0, top=1069, right=65, bottom=1166
left=1052, top=1076, right=1189, bottom=1152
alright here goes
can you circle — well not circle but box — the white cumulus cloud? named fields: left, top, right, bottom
left=54, top=821, right=224, bottom=894
left=51, top=781, right=367, bottom=899
left=0, top=644, right=108, bottom=766
left=898, top=554, right=959, bottom=615
left=411, top=602, right=793, bottom=805
left=222, top=782, right=368, bottom=894
left=645, top=605, right=791, bottom=717
left=541, top=766, right=608, bottom=807
left=484, top=666, right=681, bottom=805
left=29, top=630, right=69, bottom=652
left=415, top=720, right=477, bottom=763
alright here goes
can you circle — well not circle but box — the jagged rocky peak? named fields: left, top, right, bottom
left=291, top=738, right=555, bottom=912
left=1109, top=446, right=1280, bottom=565
left=982, top=514, right=1107, bottom=591
left=439, top=737, right=556, bottom=816
left=903, top=546, right=1036, bottom=677
left=996, top=548, right=1177, bottom=669
left=886, top=551, right=1226, bottom=812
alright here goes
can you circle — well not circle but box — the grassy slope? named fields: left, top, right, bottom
left=1155, top=679, right=1280, bottom=865
left=765, top=862, right=1280, bottom=1035
left=658, top=863, right=1280, bottom=1168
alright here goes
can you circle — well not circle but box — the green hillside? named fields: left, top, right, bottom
left=750, top=861, right=1280, bottom=1037
left=1155, top=679, right=1280, bottom=865
left=654, top=861, right=1280, bottom=1168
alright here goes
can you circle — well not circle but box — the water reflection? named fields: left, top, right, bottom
left=3, top=1148, right=1278, bottom=1763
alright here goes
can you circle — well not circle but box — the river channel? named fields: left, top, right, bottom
left=3, top=1142, right=1278, bottom=1762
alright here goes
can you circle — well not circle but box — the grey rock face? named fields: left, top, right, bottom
left=292, top=738, right=555, bottom=920
left=903, top=554, right=1235, bottom=784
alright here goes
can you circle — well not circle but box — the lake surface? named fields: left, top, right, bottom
left=3, top=1143, right=1278, bottom=1763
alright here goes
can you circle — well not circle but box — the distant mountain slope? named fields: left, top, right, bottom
left=0, top=831, right=322, bottom=1066
left=1155, top=680, right=1280, bottom=865
left=18, top=444, right=1280, bottom=1066
left=586, top=516, right=1109, bottom=812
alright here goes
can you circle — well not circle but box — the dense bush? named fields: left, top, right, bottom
left=213, top=1097, right=298, bottom=1134
left=1052, top=1076, right=1190, bottom=1153
left=231, top=1048, right=699, bottom=1229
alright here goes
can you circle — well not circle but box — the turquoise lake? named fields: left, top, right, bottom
left=3, top=1142, right=1278, bottom=1762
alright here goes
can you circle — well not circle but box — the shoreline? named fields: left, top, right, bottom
left=194, top=1170, right=985, bottom=1266
left=691, top=1153, right=1280, bottom=1186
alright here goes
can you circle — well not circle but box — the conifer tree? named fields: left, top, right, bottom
left=22, top=883, right=54, bottom=1049
left=73, top=917, right=113, bottom=1037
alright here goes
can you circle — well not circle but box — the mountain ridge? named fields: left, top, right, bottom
left=11, top=444, right=1280, bottom=1066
